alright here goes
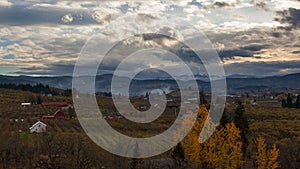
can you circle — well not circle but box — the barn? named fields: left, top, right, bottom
left=42, top=110, right=70, bottom=119
left=53, top=110, right=70, bottom=119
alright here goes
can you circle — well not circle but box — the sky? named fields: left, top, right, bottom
left=0, top=0, right=299, bottom=77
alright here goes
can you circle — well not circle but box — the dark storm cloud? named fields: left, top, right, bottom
left=275, top=8, right=300, bottom=30
left=16, top=61, right=75, bottom=76
left=0, top=5, right=99, bottom=26
left=213, top=2, right=230, bottom=8
left=241, top=44, right=271, bottom=51
left=270, top=32, right=282, bottom=38
left=16, top=61, right=120, bottom=76
left=292, top=51, right=300, bottom=54
left=254, top=2, right=268, bottom=11
left=224, top=61, right=300, bottom=77
left=219, top=49, right=253, bottom=58
left=218, top=44, right=270, bottom=59
left=207, top=27, right=300, bottom=51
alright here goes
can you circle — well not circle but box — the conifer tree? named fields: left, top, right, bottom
left=286, top=93, right=293, bottom=108
left=294, top=95, right=300, bottom=108
left=233, top=101, right=249, bottom=157
left=281, top=99, right=286, bottom=108
left=171, top=142, right=185, bottom=166
left=219, top=108, right=230, bottom=128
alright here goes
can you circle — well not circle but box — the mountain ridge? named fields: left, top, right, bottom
left=0, top=73, right=299, bottom=93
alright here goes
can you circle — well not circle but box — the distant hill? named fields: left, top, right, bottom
left=0, top=73, right=299, bottom=94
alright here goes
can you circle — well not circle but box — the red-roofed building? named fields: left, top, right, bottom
left=42, top=110, right=70, bottom=119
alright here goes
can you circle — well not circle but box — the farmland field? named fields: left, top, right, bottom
left=0, top=88, right=299, bottom=168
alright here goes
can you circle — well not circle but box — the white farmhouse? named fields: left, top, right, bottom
left=29, top=121, right=47, bottom=133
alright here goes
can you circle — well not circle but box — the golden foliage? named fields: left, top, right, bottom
left=203, top=122, right=243, bottom=169
left=256, top=137, right=280, bottom=169
left=181, top=105, right=243, bottom=169
left=181, top=105, right=209, bottom=168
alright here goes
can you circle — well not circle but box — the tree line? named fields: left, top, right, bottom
left=282, top=93, right=300, bottom=108
left=0, top=83, right=72, bottom=96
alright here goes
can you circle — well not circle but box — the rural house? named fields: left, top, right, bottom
left=29, top=121, right=47, bottom=133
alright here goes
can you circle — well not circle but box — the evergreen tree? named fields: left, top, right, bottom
left=68, top=107, right=75, bottom=118
left=281, top=99, right=286, bottom=108
left=294, top=95, right=300, bottom=108
left=286, top=93, right=293, bottom=108
left=145, top=91, right=150, bottom=100
left=199, top=91, right=207, bottom=105
left=171, top=142, right=185, bottom=166
left=37, top=96, right=43, bottom=104
left=219, top=108, right=230, bottom=128
left=233, top=101, right=249, bottom=158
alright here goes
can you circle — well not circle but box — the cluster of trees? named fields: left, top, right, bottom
left=96, top=92, right=112, bottom=97
left=0, top=83, right=72, bottom=96
left=282, top=93, right=300, bottom=108
left=0, top=83, right=52, bottom=94
left=170, top=103, right=280, bottom=169
left=25, top=94, right=43, bottom=104
left=0, top=133, right=109, bottom=169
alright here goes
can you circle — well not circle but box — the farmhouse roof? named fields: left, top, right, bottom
left=29, top=121, right=47, bottom=130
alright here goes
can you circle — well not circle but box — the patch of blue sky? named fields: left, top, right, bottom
left=2, top=54, right=15, bottom=60
left=0, top=37, right=14, bottom=47
left=166, top=5, right=184, bottom=15
left=0, top=66, right=19, bottom=75
left=189, top=0, right=202, bottom=9
left=33, top=56, right=42, bottom=61
left=120, top=3, right=129, bottom=13
left=81, top=3, right=97, bottom=8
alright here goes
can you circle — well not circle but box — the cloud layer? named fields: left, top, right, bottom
left=0, top=0, right=299, bottom=77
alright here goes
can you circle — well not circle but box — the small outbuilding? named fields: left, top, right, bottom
left=21, top=103, right=32, bottom=107
left=29, top=121, right=47, bottom=133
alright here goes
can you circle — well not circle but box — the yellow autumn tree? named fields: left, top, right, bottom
left=181, top=104, right=209, bottom=168
left=183, top=130, right=202, bottom=168
left=256, top=137, right=280, bottom=169
left=180, top=105, right=243, bottom=169
left=256, top=137, right=267, bottom=169
left=203, top=122, right=243, bottom=169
